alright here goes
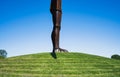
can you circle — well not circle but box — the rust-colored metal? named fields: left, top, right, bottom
left=50, top=0, right=68, bottom=52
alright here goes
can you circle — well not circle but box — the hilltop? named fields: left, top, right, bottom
left=0, top=52, right=120, bottom=77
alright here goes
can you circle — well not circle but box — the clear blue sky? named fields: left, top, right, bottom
left=0, top=0, right=120, bottom=58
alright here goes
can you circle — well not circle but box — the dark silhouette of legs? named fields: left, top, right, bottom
left=50, top=0, right=68, bottom=53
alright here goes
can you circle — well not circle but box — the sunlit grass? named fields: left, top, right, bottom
left=0, top=52, right=120, bottom=77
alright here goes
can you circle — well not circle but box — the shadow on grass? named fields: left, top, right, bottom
left=50, top=52, right=57, bottom=59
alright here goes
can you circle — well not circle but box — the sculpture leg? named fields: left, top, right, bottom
left=51, top=11, right=68, bottom=53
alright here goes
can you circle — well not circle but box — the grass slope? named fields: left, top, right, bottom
left=0, top=52, right=120, bottom=77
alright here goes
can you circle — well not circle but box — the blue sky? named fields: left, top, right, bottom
left=0, top=0, right=120, bottom=58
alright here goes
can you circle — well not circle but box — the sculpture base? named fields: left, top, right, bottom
left=53, top=48, right=68, bottom=53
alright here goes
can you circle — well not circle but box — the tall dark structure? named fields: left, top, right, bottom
left=50, top=0, right=68, bottom=52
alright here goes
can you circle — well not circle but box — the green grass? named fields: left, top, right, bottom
left=0, top=52, right=120, bottom=77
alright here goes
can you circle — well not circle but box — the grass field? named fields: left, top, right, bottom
left=0, top=52, right=120, bottom=77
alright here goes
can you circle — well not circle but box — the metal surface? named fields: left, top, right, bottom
left=50, top=0, right=68, bottom=52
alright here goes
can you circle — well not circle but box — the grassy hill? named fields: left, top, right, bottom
left=0, top=52, right=120, bottom=77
